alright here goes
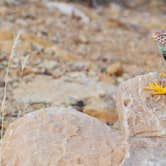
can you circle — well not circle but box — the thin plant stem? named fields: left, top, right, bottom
left=0, top=31, right=22, bottom=166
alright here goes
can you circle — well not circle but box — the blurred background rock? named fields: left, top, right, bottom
left=2, top=0, right=166, bottom=9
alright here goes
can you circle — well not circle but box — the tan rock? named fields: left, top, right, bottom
left=121, top=137, right=166, bottom=166
left=22, top=34, right=53, bottom=48
left=1, top=106, right=126, bottom=166
left=14, top=73, right=115, bottom=105
left=107, top=62, right=123, bottom=77
left=117, top=72, right=166, bottom=165
left=13, top=73, right=117, bottom=123
left=117, top=72, right=166, bottom=138
left=99, top=73, right=116, bottom=84
left=43, top=2, right=90, bottom=24
left=83, top=97, right=118, bottom=124
left=0, top=30, right=14, bottom=41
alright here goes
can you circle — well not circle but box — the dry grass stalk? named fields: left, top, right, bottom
left=0, top=31, right=22, bottom=165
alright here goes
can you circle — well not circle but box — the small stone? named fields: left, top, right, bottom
left=74, top=35, right=88, bottom=44
left=74, top=100, right=85, bottom=107
left=71, top=100, right=85, bottom=112
left=71, top=61, right=91, bottom=71
left=83, top=97, right=118, bottom=124
left=38, top=60, right=59, bottom=70
left=99, top=73, right=116, bottom=84
left=107, top=62, right=123, bottom=76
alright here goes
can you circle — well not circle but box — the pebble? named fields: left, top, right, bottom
left=107, top=62, right=123, bottom=76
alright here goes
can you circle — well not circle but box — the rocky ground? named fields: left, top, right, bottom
left=0, top=0, right=166, bottom=165
left=0, top=0, right=165, bottom=142
left=1, top=72, right=166, bottom=165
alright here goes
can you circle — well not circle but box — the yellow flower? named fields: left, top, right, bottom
left=145, top=82, right=166, bottom=95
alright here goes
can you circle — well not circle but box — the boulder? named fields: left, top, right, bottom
left=13, top=73, right=118, bottom=124
left=1, top=106, right=126, bottom=166
left=117, top=72, right=166, bottom=138
left=117, top=72, right=166, bottom=165
left=13, top=73, right=115, bottom=105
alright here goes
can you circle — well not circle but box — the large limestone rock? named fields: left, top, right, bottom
left=117, top=72, right=166, bottom=138
left=13, top=73, right=117, bottom=124
left=1, top=106, right=126, bottom=166
left=117, top=72, right=166, bottom=166
left=13, top=73, right=115, bottom=105
left=122, top=137, right=166, bottom=166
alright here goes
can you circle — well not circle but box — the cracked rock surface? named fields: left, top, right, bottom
left=117, top=72, right=166, bottom=166
left=117, top=72, right=166, bottom=138
left=1, top=106, right=126, bottom=166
